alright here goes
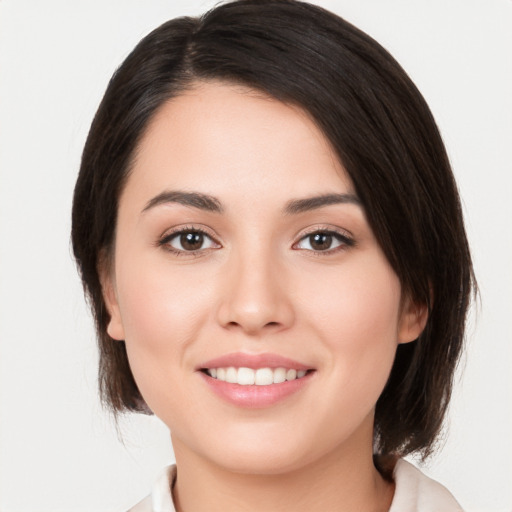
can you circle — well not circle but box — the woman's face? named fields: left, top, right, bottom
left=104, top=81, right=424, bottom=474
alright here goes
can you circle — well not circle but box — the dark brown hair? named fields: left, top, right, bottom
left=72, top=0, right=476, bottom=461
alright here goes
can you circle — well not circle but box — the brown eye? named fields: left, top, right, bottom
left=163, top=229, right=218, bottom=253
left=180, top=232, right=204, bottom=251
left=309, top=233, right=333, bottom=251
left=295, top=230, right=353, bottom=253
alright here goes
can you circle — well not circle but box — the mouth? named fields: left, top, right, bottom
left=197, top=353, right=315, bottom=408
left=200, top=367, right=310, bottom=386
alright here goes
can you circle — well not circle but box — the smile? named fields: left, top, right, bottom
left=198, top=353, right=315, bottom=408
left=204, top=367, right=308, bottom=386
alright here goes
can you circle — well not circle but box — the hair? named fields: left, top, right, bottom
left=71, top=0, right=476, bottom=464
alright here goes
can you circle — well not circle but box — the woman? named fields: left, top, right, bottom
left=71, top=1, right=475, bottom=510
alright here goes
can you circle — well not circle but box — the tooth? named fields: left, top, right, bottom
left=255, top=368, right=273, bottom=385
left=210, top=367, right=307, bottom=384
left=226, top=367, right=237, bottom=383
left=237, top=367, right=255, bottom=385
left=273, top=367, right=286, bottom=384
left=286, top=369, right=297, bottom=381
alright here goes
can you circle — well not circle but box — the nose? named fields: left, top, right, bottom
left=216, top=249, right=295, bottom=336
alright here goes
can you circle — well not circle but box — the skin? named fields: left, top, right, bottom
left=102, top=81, right=427, bottom=512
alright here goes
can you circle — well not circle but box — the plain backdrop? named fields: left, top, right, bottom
left=0, top=1, right=511, bottom=511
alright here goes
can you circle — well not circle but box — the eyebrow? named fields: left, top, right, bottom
left=142, top=190, right=361, bottom=215
left=142, top=191, right=224, bottom=214
left=283, top=193, right=361, bottom=214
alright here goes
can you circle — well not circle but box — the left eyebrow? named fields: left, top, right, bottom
left=283, top=193, right=361, bottom=214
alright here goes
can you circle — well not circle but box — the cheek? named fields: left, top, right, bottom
left=298, top=253, right=402, bottom=393
left=302, top=255, right=401, bottom=342
left=298, top=259, right=401, bottom=436
left=114, top=254, right=216, bottom=391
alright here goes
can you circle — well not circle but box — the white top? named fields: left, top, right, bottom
left=127, top=459, right=463, bottom=512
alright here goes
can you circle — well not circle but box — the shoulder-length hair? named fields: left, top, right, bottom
left=72, top=0, right=476, bottom=462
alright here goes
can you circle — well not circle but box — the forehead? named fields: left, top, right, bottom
left=125, top=81, right=354, bottom=208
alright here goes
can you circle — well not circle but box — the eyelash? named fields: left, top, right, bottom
left=157, top=225, right=355, bottom=257
left=293, top=227, right=355, bottom=255
left=158, top=226, right=219, bottom=257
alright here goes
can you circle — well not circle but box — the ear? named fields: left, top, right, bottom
left=397, top=296, right=429, bottom=344
left=98, top=255, right=125, bottom=341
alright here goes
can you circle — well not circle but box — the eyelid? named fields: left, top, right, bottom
left=157, top=224, right=222, bottom=256
left=292, top=225, right=355, bottom=253
left=156, top=223, right=354, bottom=257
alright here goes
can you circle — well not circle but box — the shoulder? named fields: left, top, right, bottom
left=389, top=459, right=464, bottom=512
left=127, top=465, right=177, bottom=512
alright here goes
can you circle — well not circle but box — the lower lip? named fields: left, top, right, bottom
left=199, top=371, right=314, bottom=408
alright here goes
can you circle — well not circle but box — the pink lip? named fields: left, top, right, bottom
left=197, top=352, right=315, bottom=408
left=197, top=352, right=311, bottom=371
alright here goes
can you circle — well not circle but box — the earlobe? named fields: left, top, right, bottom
left=106, top=302, right=125, bottom=341
left=98, top=259, right=125, bottom=341
left=397, top=298, right=429, bottom=345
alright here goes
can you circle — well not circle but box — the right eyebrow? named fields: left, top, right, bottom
left=141, top=190, right=224, bottom=214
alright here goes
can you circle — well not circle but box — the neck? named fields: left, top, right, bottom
left=171, top=428, right=394, bottom=512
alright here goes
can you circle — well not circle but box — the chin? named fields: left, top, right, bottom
left=199, top=425, right=337, bottom=476
left=208, top=446, right=312, bottom=476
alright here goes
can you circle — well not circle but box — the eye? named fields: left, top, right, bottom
left=294, top=230, right=353, bottom=252
left=160, top=228, right=220, bottom=254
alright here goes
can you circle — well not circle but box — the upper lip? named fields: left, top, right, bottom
left=197, top=352, right=312, bottom=371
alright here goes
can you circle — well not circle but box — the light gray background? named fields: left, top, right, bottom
left=0, top=1, right=511, bottom=511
